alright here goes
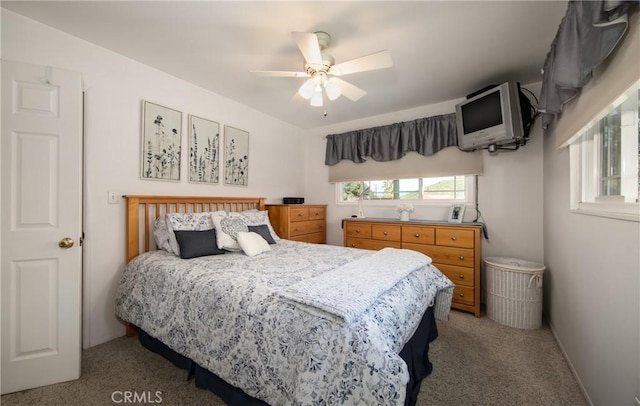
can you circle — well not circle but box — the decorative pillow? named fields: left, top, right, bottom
left=173, top=229, right=226, bottom=259
left=212, top=213, right=248, bottom=252
left=239, top=210, right=280, bottom=242
left=237, top=231, right=271, bottom=257
left=165, top=211, right=226, bottom=256
left=248, top=225, right=276, bottom=244
left=153, top=215, right=174, bottom=253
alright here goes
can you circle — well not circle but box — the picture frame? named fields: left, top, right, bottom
left=188, top=115, right=220, bottom=184
left=448, top=204, right=465, bottom=223
left=141, top=100, right=182, bottom=181
left=223, top=125, right=249, bottom=186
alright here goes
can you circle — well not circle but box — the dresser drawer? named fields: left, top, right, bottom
left=402, top=226, right=435, bottom=245
left=346, top=237, right=401, bottom=250
left=453, top=285, right=475, bottom=306
left=345, top=222, right=372, bottom=238
left=371, top=224, right=401, bottom=242
left=290, top=207, right=309, bottom=222
left=401, top=242, right=436, bottom=258
left=290, top=220, right=325, bottom=237
left=431, top=246, right=474, bottom=267
left=435, top=228, right=475, bottom=249
left=435, top=263, right=474, bottom=287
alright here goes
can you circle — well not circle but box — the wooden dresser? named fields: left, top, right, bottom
left=343, top=218, right=482, bottom=317
left=266, top=204, right=327, bottom=244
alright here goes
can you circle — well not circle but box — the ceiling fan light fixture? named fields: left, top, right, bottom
left=298, top=78, right=316, bottom=100
left=324, top=78, right=342, bottom=101
left=310, top=89, right=323, bottom=107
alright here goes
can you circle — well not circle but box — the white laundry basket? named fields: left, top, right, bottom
left=485, top=257, right=546, bottom=329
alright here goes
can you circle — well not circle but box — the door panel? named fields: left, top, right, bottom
left=1, top=60, right=82, bottom=394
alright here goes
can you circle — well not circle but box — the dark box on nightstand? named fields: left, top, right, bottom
left=283, top=197, right=305, bottom=204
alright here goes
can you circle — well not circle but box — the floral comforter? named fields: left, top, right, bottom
left=115, top=240, right=454, bottom=405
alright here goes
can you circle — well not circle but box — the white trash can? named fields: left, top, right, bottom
left=485, top=257, right=546, bottom=329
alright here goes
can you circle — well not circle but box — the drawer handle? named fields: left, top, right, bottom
left=297, top=213, right=303, bottom=217
left=295, top=228, right=299, bottom=232
left=356, top=229, right=360, bottom=233
left=414, top=233, right=420, bottom=238
left=459, top=255, right=465, bottom=260
left=383, top=231, right=388, bottom=236
left=459, top=293, right=464, bottom=298
left=451, top=236, right=457, bottom=241
left=351, top=244, right=356, bottom=247
left=458, top=274, right=464, bottom=279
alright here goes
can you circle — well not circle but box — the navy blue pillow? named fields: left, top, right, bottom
left=248, top=225, right=276, bottom=244
left=173, top=229, right=226, bottom=259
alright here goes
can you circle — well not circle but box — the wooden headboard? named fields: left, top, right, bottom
left=124, top=195, right=266, bottom=262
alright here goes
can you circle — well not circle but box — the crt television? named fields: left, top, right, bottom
left=455, top=81, right=526, bottom=151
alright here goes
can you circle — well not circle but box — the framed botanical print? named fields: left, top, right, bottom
left=141, top=101, right=182, bottom=181
left=223, top=125, right=249, bottom=186
left=188, top=115, right=220, bottom=184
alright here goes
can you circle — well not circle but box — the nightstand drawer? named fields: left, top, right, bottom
left=435, top=228, right=475, bottom=248
left=402, top=226, right=435, bottom=245
left=345, top=223, right=372, bottom=238
left=371, top=224, right=401, bottom=242
left=308, top=207, right=326, bottom=220
left=290, top=207, right=309, bottom=222
left=290, top=220, right=325, bottom=237
left=291, top=232, right=325, bottom=244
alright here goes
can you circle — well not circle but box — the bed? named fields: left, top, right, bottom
left=115, top=195, right=454, bottom=405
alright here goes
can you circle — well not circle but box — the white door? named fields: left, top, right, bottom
left=1, top=60, right=83, bottom=394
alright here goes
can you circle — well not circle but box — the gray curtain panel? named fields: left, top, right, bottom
left=325, top=113, right=458, bottom=165
left=539, top=0, right=636, bottom=128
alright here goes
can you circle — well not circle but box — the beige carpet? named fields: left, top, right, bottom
left=1, top=311, right=586, bottom=406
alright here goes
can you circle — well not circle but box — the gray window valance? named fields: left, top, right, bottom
left=539, top=0, right=636, bottom=129
left=324, top=113, right=457, bottom=165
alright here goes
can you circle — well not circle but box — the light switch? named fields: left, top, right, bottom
left=108, top=191, right=119, bottom=205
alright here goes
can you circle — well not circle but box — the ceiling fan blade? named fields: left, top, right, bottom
left=292, top=32, right=323, bottom=69
left=333, top=78, right=367, bottom=101
left=250, top=70, right=308, bottom=78
left=329, top=50, right=392, bottom=76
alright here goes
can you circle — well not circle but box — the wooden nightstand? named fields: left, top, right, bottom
left=266, top=204, right=327, bottom=244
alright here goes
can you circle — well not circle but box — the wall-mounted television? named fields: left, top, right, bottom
left=455, top=81, right=528, bottom=151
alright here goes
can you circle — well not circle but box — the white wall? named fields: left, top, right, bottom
left=542, top=16, right=640, bottom=405
left=304, top=93, right=545, bottom=265
left=2, top=10, right=307, bottom=348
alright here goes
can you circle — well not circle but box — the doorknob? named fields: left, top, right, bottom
left=58, top=237, right=74, bottom=249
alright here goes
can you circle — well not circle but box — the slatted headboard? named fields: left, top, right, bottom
left=124, top=195, right=266, bottom=262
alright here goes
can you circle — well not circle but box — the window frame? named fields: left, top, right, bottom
left=336, top=175, right=476, bottom=208
left=568, top=80, right=639, bottom=222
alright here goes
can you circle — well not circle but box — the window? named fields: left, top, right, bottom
left=569, top=81, right=639, bottom=221
left=339, top=175, right=472, bottom=204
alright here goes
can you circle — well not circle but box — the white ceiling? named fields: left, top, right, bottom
left=2, top=1, right=568, bottom=129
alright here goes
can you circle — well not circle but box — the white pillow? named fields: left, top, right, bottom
left=239, top=210, right=280, bottom=242
left=237, top=232, right=271, bottom=257
left=212, top=213, right=248, bottom=252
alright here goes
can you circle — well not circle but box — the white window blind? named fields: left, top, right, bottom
left=328, top=147, right=483, bottom=183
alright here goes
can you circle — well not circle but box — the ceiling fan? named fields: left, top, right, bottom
left=251, top=31, right=392, bottom=107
